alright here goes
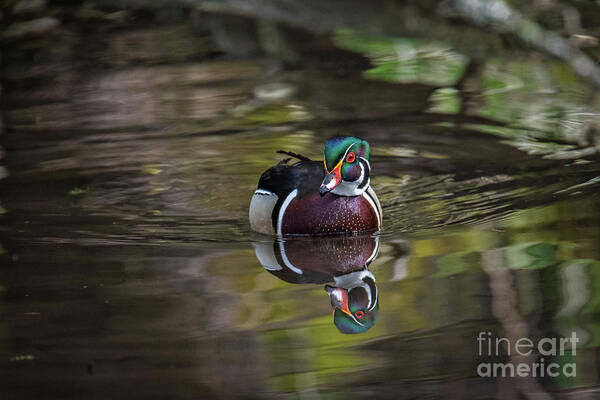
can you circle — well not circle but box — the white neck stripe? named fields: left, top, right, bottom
left=360, top=156, right=370, bottom=167
left=331, top=162, right=368, bottom=196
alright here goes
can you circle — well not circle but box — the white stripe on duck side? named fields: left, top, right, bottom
left=362, top=186, right=382, bottom=229
left=278, top=240, right=303, bottom=274
left=366, top=235, right=380, bottom=266
left=252, top=240, right=303, bottom=275
left=276, top=189, right=298, bottom=236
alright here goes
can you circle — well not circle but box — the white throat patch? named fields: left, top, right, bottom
left=331, top=162, right=368, bottom=196
left=333, top=269, right=377, bottom=311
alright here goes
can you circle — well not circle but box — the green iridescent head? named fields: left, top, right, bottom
left=325, top=272, right=379, bottom=334
left=320, top=136, right=371, bottom=196
left=333, top=298, right=379, bottom=334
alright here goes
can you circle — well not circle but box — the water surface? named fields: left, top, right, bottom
left=1, top=13, right=600, bottom=399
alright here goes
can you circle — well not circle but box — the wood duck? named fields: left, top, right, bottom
left=253, top=235, right=380, bottom=334
left=249, top=136, right=382, bottom=236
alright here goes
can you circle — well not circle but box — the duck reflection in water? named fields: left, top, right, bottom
left=252, top=234, right=380, bottom=334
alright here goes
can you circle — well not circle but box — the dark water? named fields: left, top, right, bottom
left=1, top=13, right=600, bottom=399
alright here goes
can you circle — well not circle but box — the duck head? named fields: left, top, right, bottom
left=325, top=269, right=379, bottom=334
left=320, top=136, right=371, bottom=196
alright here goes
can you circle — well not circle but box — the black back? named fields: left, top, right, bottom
left=258, top=159, right=324, bottom=199
left=257, top=156, right=325, bottom=231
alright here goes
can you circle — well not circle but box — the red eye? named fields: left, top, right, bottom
left=355, top=311, right=365, bottom=319
left=346, top=152, right=355, bottom=163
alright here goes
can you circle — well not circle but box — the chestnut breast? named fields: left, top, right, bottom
left=282, top=235, right=378, bottom=273
left=280, top=192, right=379, bottom=235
